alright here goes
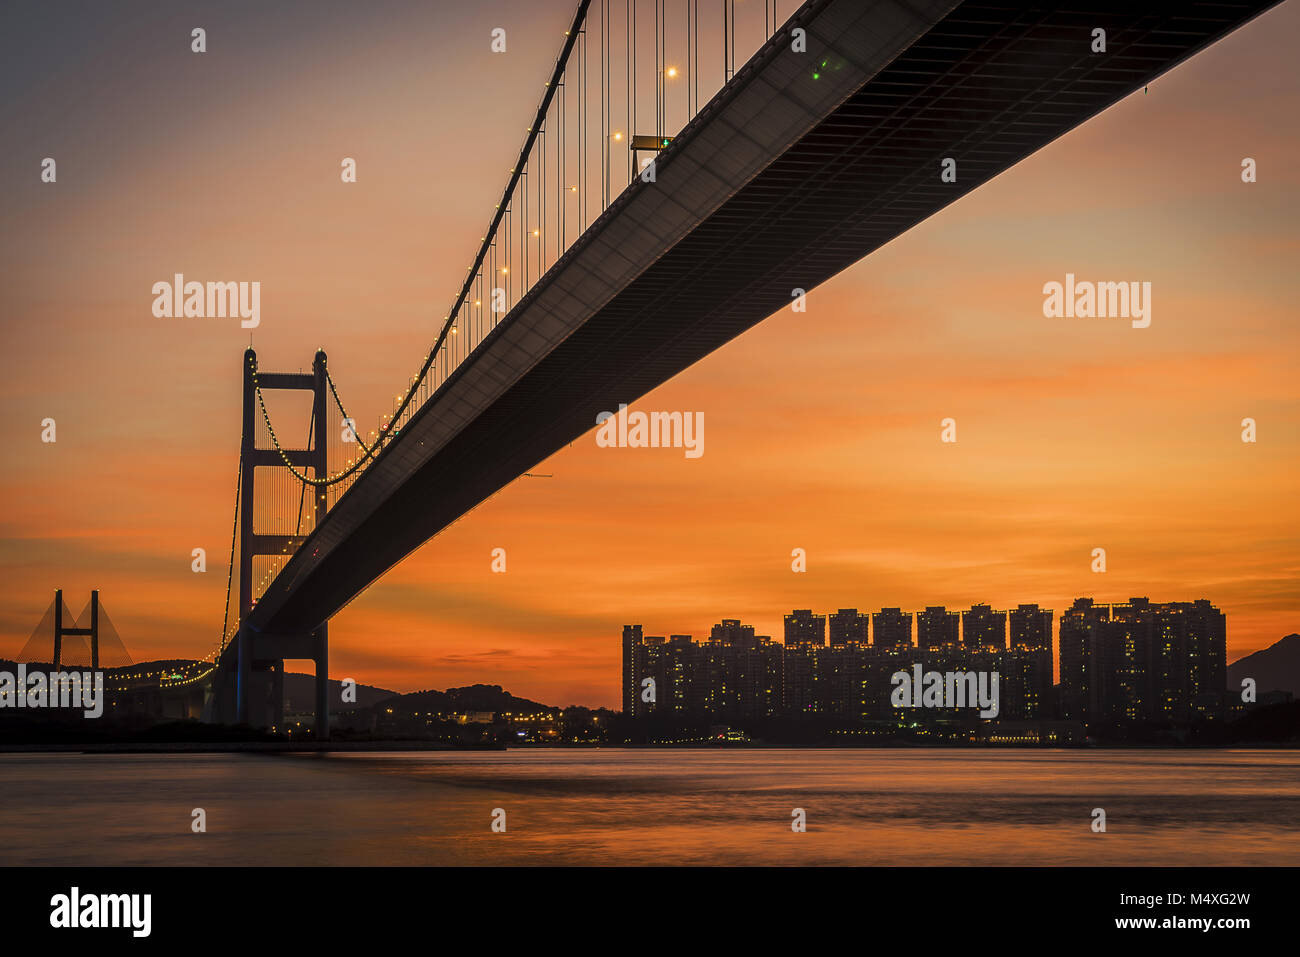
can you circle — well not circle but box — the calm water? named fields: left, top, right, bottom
left=1, top=749, right=1297, bottom=866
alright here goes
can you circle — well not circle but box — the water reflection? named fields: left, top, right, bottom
left=1, top=749, right=1296, bottom=866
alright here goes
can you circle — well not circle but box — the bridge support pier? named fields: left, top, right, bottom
left=236, top=626, right=252, bottom=725
left=314, top=623, right=329, bottom=741
left=271, top=659, right=284, bottom=730
left=227, top=625, right=329, bottom=736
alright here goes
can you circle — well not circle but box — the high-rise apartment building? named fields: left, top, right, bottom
left=1009, top=604, right=1053, bottom=653
left=962, top=604, right=1007, bottom=650
left=917, top=606, right=959, bottom=649
left=784, top=609, right=827, bottom=647
left=872, top=608, right=912, bottom=648
left=624, top=620, right=781, bottom=722
left=829, top=608, right=869, bottom=646
left=1059, top=597, right=1110, bottom=721
left=1059, top=597, right=1226, bottom=724
left=621, top=624, right=642, bottom=715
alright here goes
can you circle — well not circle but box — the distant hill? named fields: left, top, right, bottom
left=0, top=656, right=548, bottom=714
left=281, top=671, right=396, bottom=711
left=252, top=673, right=553, bottom=715
left=375, top=683, right=558, bottom=715
left=1228, top=634, right=1300, bottom=696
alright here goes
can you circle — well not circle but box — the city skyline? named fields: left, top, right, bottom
left=624, top=596, right=1229, bottom=732
left=622, top=594, right=1225, bottom=681
left=1, top=0, right=1297, bottom=711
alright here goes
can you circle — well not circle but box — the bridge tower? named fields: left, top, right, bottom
left=52, top=588, right=98, bottom=669
left=225, top=347, right=331, bottom=737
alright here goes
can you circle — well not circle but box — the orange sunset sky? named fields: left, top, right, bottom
left=1, top=0, right=1297, bottom=708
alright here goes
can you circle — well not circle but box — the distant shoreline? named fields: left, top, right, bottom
left=0, top=740, right=1295, bottom=755
left=0, top=741, right=488, bottom=755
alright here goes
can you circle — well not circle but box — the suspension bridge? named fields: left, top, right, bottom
left=159, top=0, right=1275, bottom=735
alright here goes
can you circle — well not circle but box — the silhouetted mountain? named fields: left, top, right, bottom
left=281, top=672, right=396, bottom=711
left=1228, top=700, right=1300, bottom=742
left=0, top=656, right=543, bottom=714
left=1228, top=634, right=1300, bottom=695
left=376, top=683, right=558, bottom=715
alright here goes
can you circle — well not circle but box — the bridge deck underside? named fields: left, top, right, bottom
left=249, top=0, right=1274, bottom=637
